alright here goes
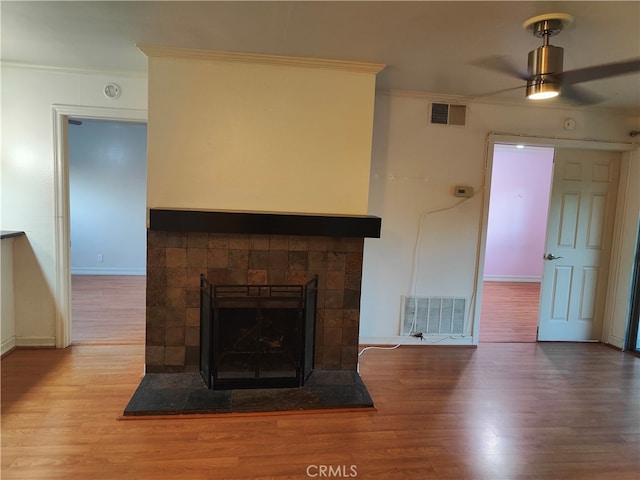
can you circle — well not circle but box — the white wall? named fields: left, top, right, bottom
left=360, top=92, right=640, bottom=346
left=1, top=237, right=18, bottom=354
left=1, top=64, right=147, bottom=347
left=69, top=120, right=147, bottom=275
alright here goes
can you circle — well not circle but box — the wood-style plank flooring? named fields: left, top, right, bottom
left=4, top=277, right=638, bottom=479
left=479, top=282, right=540, bottom=343
left=71, top=275, right=146, bottom=345
left=2, top=343, right=639, bottom=479
left=71, top=277, right=540, bottom=345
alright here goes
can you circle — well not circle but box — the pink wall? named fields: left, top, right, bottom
left=483, top=145, right=554, bottom=281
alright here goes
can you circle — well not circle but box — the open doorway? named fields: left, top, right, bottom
left=479, top=144, right=554, bottom=343
left=67, top=118, right=147, bottom=345
left=52, top=105, right=147, bottom=348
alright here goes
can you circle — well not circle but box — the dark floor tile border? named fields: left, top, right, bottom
left=123, top=371, right=374, bottom=416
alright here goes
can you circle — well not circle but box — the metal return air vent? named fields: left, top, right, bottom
left=401, top=296, right=466, bottom=335
left=430, top=103, right=467, bottom=126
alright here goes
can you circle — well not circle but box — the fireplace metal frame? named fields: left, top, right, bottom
left=200, top=275, right=318, bottom=390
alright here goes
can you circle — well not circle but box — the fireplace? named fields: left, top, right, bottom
left=145, top=208, right=381, bottom=376
left=200, top=275, right=318, bottom=389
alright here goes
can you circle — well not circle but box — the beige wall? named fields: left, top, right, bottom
left=145, top=50, right=382, bottom=215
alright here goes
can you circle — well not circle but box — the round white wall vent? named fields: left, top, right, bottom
left=103, top=83, right=121, bottom=99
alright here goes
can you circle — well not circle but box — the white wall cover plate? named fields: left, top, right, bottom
left=104, top=83, right=121, bottom=99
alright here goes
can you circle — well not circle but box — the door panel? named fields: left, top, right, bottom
left=550, top=266, right=572, bottom=321
left=587, top=194, right=607, bottom=247
left=537, top=149, right=620, bottom=341
left=559, top=192, right=580, bottom=247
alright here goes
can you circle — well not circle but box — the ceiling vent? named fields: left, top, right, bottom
left=430, top=103, right=467, bottom=126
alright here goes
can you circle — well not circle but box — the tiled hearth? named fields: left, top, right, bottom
left=145, top=209, right=381, bottom=375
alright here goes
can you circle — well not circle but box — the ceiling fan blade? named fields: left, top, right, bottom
left=561, top=58, right=640, bottom=85
left=471, top=55, right=529, bottom=81
left=560, top=84, right=603, bottom=105
left=470, top=84, right=525, bottom=99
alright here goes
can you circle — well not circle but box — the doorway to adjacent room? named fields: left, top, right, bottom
left=480, top=144, right=553, bottom=343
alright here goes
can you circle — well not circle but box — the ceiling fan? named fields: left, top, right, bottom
left=478, top=13, right=640, bottom=105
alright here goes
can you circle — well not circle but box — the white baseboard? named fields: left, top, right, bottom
left=1, top=336, right=16, bottom=356
left=359, top=335, right=475, bottom=347
left=605, top=334, right=624, bottom=350
left=483, top=275, right=542, bottom=283
left=15, top=336, right=56, bottom=348
left=71, top=268, right=146, bottom=275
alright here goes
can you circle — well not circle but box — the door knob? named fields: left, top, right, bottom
left=544, top=253, right=563, bottom=261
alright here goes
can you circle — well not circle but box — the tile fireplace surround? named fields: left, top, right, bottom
left=145, top=208, right=381, bottom=375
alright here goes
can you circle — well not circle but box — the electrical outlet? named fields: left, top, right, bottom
left=97, top=253, right=103, bottom=262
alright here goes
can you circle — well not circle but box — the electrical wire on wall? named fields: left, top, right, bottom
left=405, top=195, right=479, bottom=336
left=359, top=136, right=494, bottom=361
left=358, top=192, right=475, bottom=361
left=358, top=156, right=488, bottom=362
left=405, top=137, right=497, bottom=337
left=359, top=194, right=476, bottom=361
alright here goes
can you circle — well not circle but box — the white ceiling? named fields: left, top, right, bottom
left=2, top=1, right=639, bottom=112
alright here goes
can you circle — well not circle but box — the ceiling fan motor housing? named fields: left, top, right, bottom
left=526, top=45, right=564, bottom=97
left=528, top=45, right=564, bottom=78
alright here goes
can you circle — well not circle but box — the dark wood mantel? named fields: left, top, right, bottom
left=149, top=208, right=381, bottom=238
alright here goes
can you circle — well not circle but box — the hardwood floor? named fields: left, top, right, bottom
left=71, top=277, right=538, bottom=345
left=2, top=343, right=639, bottom=479
left=4, top=277, right=638, bottom=478
left=71, top=275, right=146, bottom=345
left=479, top=282, right=540, bottom=343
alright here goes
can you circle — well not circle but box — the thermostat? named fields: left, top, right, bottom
left=455, top=186, right=474, bottom=198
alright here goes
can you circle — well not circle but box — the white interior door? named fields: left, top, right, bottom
left=537, top=149, right=620, bottom=341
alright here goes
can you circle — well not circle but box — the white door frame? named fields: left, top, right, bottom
left=52, top=105, right=148, bottom=348
left=472, top=133, right=636, bottom=345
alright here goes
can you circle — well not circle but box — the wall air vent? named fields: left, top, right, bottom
left=401, top=296, right=466, bottom=335
left=430, top=103, right=467, bottom=126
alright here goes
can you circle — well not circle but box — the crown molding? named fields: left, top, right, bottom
left=137, top=45, right=386, bottom=75
left=0, top=61, right=147, bottom=78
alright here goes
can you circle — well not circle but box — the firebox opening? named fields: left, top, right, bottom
left=200, top=276, right=318, bottom=390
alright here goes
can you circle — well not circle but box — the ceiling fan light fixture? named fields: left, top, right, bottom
left=526, top=80, right=561, bottom=100
left=525, top=44, right=564, bottom=100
